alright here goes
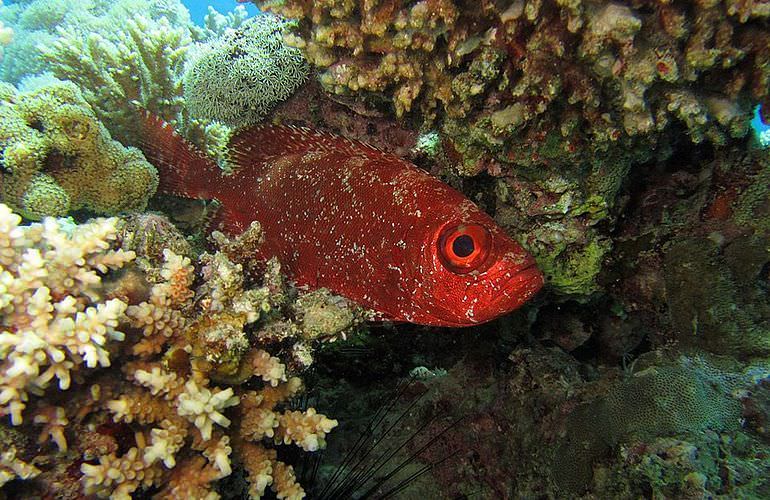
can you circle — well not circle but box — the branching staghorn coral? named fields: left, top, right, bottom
left=78, top=223, right=339, bottom=498
left=0, top=207, right=358, bottom=497
left=41, top=15, right=189, bottom=142
left=0, top=80, right=158, bottom=219
left=0, top=203, right=135, bottom=425
left=0, top=447, right=40, bottom=486
left=0, top=210, right=349, bottom=498
left=0, top=0, right=192, bottom=85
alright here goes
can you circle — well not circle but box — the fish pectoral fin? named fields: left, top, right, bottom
left=203, top=200, right=252, bottom=236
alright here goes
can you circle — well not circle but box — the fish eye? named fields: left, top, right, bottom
left=453, top=235, right=474, bottom=257
left=437, top=223, right=492, bottom=274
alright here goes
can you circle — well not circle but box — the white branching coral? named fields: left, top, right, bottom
left=0, top=203, right=133, bottom=424
left=81, top=446, right=163, bottom=499
left=126, top=248, right=192, bottom=356
left=250, top=349, right=288, bottom=387
left=177, top=380, right=239, bottom=441
left=0, top=446, right=40, bottom=487
left=82, top=244, right=339, bottom=499
left=277, top=407, right=339, bottom=452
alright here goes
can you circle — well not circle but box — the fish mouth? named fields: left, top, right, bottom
left=509, top=261, right=544, bottom=289
left=424, top=261, right=544, bottom=327
left=482, top=261, right=544, bottom=317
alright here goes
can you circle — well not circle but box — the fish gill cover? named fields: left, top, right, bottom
left=0, top=0, right=767, bottom=499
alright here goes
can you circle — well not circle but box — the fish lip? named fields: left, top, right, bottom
left=486, top=261, right=544, bottom=312
left=507, top=260, right=545, bottom=291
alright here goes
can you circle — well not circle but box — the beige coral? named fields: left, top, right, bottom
left=249, top=348, right=288, bottom=387
left=277, top=407, right=339, bottom=452
left=81, top=446, right=164, bottom=499
left=177, top=380, right=239, bottom=441
left=79, top=242, right=337, bottom=498
left=257, top=0, right=768, bottom=172
left=0, top=210, right=340, bottom=497
left=0, top=203, right=134, bottom=424
left=33, top=405, right=69, bottom=451
left=0, top=446, right=40, bottom=487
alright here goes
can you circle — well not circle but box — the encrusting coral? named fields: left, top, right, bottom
left=0, top=204, right=347, bottom=498
left=255, top=0, right=767, bottom=174
left=0, top=80, right=159, bottom=219
left=184, top=13, right=309, bottom=128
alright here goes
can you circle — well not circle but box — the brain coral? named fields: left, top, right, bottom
left=255, top=0, right=769, bottom=172
left=553, top=354, right=744, bottom=493
left=0, top=80, right=158, bottom=220
left=183, top=13, right=309, bottom=128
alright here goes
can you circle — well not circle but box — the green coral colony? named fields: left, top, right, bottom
left=0, top=0, right=768, bottom=499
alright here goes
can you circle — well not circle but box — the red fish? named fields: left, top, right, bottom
left=137, top=114, right=543, bottom=326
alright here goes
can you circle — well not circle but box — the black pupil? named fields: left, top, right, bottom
left=452, top=235, right=475, bottom=258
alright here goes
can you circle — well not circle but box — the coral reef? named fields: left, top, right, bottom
left=552, top=353, right=746, bottom=492
left=664, top=235, right=770, bottom=358
left=0, top=206, right=348, bottom=498
left=0, top=0, right=192, bottom=85
left=183, top=13, right=309, bottom=128
left=0, top=0, right=190, bottom=80
left=257, top=0, right=765, bottom=171
left=251, top=0, right=770, bottom=299
left=40, top=14, right=191, bottom=144
left=311, top=339, right=769, bottom=498
left=0, top=1, right=767, bottom=498
left=4, top=0, right=229, bottom=162
left=0, top=80, right=158, bottom=219
left=86, top=222, right=340, bottom=498
left=494, top=170, right=615, bottom=297
left=298, top=137, right=770, bottom=498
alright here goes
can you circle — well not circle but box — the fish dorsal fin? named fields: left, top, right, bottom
left=227, top=123, right=383, bottom=170
left=134, top=107, right=224, bottom=200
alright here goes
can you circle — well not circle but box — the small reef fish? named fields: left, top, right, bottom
left=137, top=113, right=543, bottom=326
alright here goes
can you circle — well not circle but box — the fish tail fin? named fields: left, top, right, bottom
left=133, top=105, right=223, bottom=200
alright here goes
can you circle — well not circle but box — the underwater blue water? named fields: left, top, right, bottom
left=183, top=0, right=259, bottom=24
